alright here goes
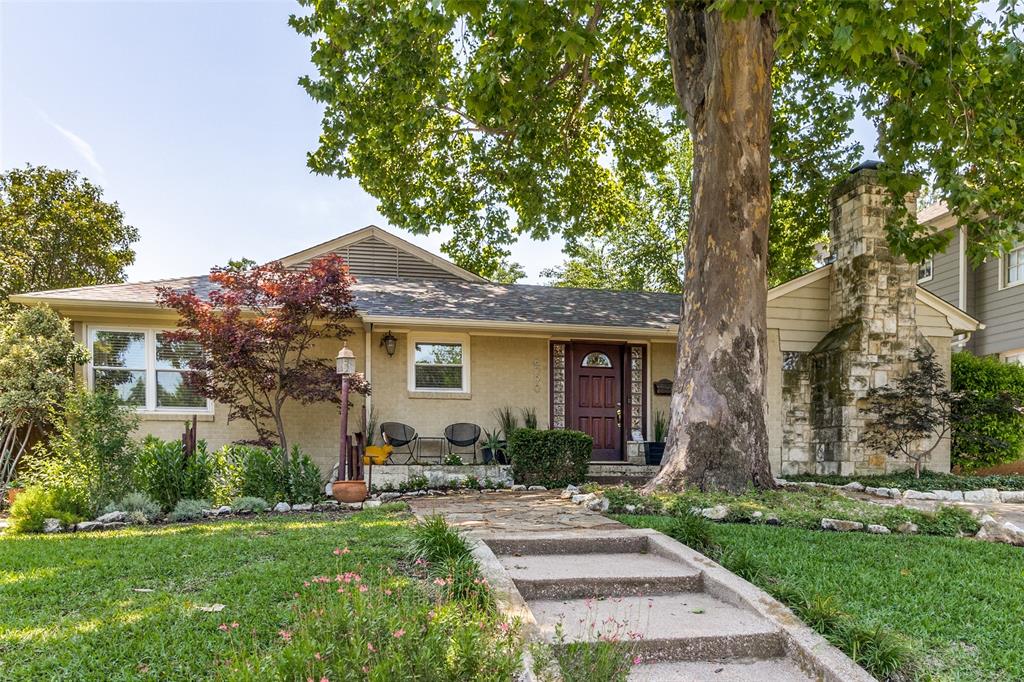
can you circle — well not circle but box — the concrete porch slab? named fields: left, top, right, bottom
left=629, top=658, right=816, bottom=682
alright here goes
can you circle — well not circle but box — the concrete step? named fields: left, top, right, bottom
left=628, top=658, right=816, bottom=682
left=528, top=592, right=786, bottom=663
left=498, top=552, right=703, bottom=599
left=486, top=533, right=649, bottom=556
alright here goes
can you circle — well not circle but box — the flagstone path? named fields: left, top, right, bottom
left=408, top=491, right=869, bottom=682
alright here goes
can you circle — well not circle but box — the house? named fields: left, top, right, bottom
left=917, top=201, right=1023, bottom=363
left=10, top=165, right=980, bottom=478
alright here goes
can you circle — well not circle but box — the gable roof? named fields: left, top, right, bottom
left=279, top=225, right=487, bottom=282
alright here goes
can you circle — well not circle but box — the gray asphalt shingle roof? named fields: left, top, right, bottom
left=15, top=275, right=682, bottom=331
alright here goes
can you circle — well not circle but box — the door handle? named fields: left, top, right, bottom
left=615, top=407, right=622, bottom=427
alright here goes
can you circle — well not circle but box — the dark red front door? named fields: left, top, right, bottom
left=571, top=343, right=623, bottom=461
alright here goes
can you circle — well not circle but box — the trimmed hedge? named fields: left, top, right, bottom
left=508, top=428, right=592, bottom=487
left=952, top=352, right=1024, bottom=470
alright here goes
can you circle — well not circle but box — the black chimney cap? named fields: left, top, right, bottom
left=849, top=159, right=882, bottom=173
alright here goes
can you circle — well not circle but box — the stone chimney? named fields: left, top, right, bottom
left=808, top=162, right=920, bottom=474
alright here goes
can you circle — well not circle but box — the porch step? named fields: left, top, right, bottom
left=498, top=552, right=702, bottom=599
left=528, top=592, right=786, bottom=662
left=628, top=658, right=816, bottom=682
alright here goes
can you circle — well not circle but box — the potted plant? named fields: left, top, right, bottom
left=5, top=479, right=24, bottom=507
left=481, top=430, right=508, bottom=465
left=646, top=411, right=668, bottom=465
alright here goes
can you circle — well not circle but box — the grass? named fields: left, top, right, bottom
left=0, top=507, right=518, bottom=681
left=617, top=514, right=1024, bottom=681
left=600, top=484, right=979, bottom=536
left=788, top=469, right=1024, bottom=491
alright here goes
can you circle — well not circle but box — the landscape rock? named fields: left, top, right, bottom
left=43, top=518, right=63, bottom=534
left=571, top=493, right=592, bottom=505
left=527, top=485, right=547, bottom=491
left=624, top=504, right=637, bottom=513
left=903, top=490, right=939, bottom=501
left=363, top=500, right=381, bottom=509
left=999, top=490, right=1024, bottom=504
left=273, top=502, right=291, bottom=513
left=75, top=521, right=102, bottom=532
left=96, top=511, right=127, bottom=524
left=976, top=516, right=1024, bottom=546
left=103, top=522, right=128, bottom=530
left=379, top=492, right=402, bottom=502
left=867, top=524, right=891, bottom=534
left=932, top=490, right=965, bottom=502
left=292, top=503, right=313, bottom=512
left=510, top=484, right=527, bottom=491
left=764, top=515, right=781, bottom=525
left=586, top=496, right=610, bottom=512
left=560, top=485, right=580, bottom=499
left=751, top=511, right=763, bottom=520
left=896, top=521, right=919, bottom=534
left=964, top=488, right=1000, bottom=503
left=840, top=481, right=865, bottom=492
left=342, top=502, right=363, bottom=510
left=820, top=518, right=864, bottom=532
left=406, top=490, right=426, bottom=497
left=217, top=505, right=232, bottom=515
left=700, top=505, right=729, bottom=521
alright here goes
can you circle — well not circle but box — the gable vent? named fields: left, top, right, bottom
left=292, top=235, right=464, bottom=280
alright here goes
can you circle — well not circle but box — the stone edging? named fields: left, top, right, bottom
left=777, top=478, right=1024, bottom=504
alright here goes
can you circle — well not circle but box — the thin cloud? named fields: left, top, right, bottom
left=38, top=110, right=105, bottom=180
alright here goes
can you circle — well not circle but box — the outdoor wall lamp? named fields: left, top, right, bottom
left=380, top=330, right=397, bottom=357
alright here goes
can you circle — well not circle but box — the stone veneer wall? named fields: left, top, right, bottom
left=777, top=167, right=951, bottom=476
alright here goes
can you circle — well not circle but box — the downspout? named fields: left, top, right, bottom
left=957, top=225, right=969, bottom=351
left=365, top=323, right=373, bottom=424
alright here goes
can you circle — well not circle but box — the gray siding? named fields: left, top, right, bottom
left=920, top=228, right=960, bottom=305
left=292, top=236, right=465, bottom=280
left=970, top=255, right=1024, bottom=356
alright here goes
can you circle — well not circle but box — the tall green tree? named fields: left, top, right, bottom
left=0, top=166, right=138, bottom=312
left=293, top=0, right=1024, bottom=492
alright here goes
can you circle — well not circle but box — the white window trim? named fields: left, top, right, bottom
left=85, top=324, right=214, bottom=415
left=917, top=257, right=934, bottom=284
left=1001, top=348, right=1024, bottom=365
left=407, top=332, right=471, bottom=393
left=998, top=243, right=1024, bottom=291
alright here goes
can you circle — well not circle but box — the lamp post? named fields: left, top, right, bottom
left=332, top=342, right=366, bottom=503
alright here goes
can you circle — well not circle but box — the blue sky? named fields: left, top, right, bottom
left=2, top=1, right=878, bottom=284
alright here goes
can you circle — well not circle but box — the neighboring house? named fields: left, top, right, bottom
left=917, top=201, right=1023, bottom=363
left=11, top=166, right=980, bottom=477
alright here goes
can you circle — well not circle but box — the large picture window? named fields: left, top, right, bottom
left=408, top=334, right=469, bottom=392
left=88, top=327, right=210, bottom=412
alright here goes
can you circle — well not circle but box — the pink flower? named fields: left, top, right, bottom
left=367, top=642, right=377, bottom=652
left=231, top=622, right=239, bottom=629
left=392, top=628, right=405, bottom=639
left=432, top=578, right=447, bottom=586
left=218, top=623, right=229, bottom=632
left=278, top=629, right=293, bottom=642
left=633, top=655, right=643, bottom=665
left=358, top=584, right=368, bottom=593
left=322, top=677, right=330, bottom=682
left=314, top=652, right=322, bottom=660
left=384, top=588, right=392, bottom=596
left=414, top=558, right=426, bottom=565
left=499, top=622, right=510, bottom=634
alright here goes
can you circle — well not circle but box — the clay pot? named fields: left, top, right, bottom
left=332, top=480, right=367, bottom=503
left=5, top=487, right=23, bottom=507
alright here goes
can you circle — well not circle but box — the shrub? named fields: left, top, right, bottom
left=22, top=388, right=139, bottom=513
left=210, top=445, right=244, bottom=506
left=168, top=498, right=211, bottom=522
left=444, top=453, right=464, bottom=465
left=410, top=515, right=472, bottom=565
left=286, top=450, right=324, bottom=504
left=403, top=473, right=430, bottom=492
left=238, top=445, right=288, bottom=502
left=509, top=428, right=592, bottom=487
left=135, top=438, right=214, bottom=511
left=230, top=496, right=269, bottom=513
left=8, top=485, right=84, bottom=533
left=101, top=492, right=161, bottom=522
left=663, top=512, right=720, bottom=558
left=951, top=351, right=1024, bottom=470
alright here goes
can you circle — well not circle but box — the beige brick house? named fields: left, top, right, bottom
left=11, top=166, right=980, bottom=477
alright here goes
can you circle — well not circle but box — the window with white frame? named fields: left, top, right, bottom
left=409, top=335, right=469, bottom=392
left=88, top=328, right=210, bottom=412
left=1003, top=350, right=1024, bottom=366
left=1005, top=244, right=1024, bottom=287
left=917, top=258, right=933, bottom=283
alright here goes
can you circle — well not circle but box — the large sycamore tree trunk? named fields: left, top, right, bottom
left=646, top=4, right=777, bottom=493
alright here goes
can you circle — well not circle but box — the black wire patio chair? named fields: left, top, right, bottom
left=443, top=422, right=481, bottom=464
left=380, top=422, right=418, bottom=464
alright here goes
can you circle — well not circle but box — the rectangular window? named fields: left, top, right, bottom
left=88, top=328, right=211, bottom=413
left=1003, top=350, right=1024, bottom=366
left=917, top=258, right=933, bottom=283
left=1006, top=245, right=1024, bottom=287
left=414, top=342, right=464, bottom=390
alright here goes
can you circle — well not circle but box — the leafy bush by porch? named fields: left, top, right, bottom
left=135, top=437, right=215, bottom=512
left=509, top=428, right=592, bottom=487
left=951, top=351, right=1024, bottom=470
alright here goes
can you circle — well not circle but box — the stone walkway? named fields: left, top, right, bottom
left=408, top=490, right=623, bottom=535
left=409, top=491, right=869, bottom=682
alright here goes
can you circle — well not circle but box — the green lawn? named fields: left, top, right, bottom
left=0, top=508, right=517, bottom=682
left=617, top=514, right=1024, bottom=682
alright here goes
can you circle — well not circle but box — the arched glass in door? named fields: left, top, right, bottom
left=580, top=351, right=612, bottom=368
